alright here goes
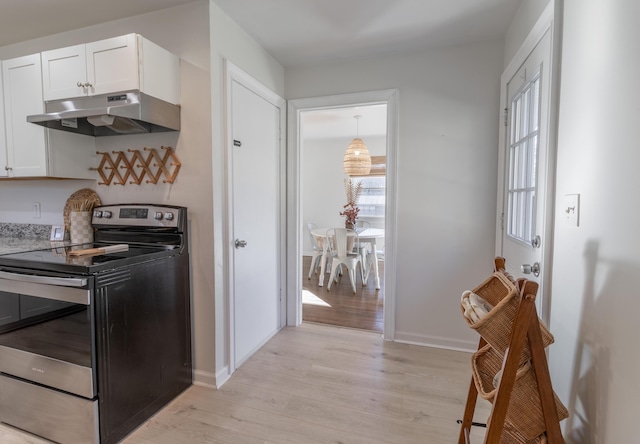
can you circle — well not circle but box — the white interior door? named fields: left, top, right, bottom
left=499, top=28, right=553, bottom=318
left=231, top=79, right=281, bottom=368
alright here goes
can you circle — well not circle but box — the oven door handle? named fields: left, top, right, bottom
left=0, top=271, right=87, bottom=287
left=0, top=271, right=90, bottom=305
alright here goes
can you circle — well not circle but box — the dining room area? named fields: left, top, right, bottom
left=300, top=104, right=387, bottom=333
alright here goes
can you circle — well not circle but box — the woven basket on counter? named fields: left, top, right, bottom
left=461, top=271, right=554, bottom=364
left=471, top=344, right=568, bottom=442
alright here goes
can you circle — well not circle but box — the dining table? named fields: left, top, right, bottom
left=310, top=227, right=385, bottom=289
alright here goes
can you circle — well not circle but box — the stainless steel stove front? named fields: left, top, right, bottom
left=0, top=268, right=98, bottom=443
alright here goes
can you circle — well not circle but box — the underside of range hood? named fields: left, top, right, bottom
left=27, top=91, right=180, bottom=137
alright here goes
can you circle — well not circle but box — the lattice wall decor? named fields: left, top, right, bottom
left=91, top=146, right=181, bottom=185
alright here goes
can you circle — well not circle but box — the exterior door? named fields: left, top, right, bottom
left=231, top=79, right=282, bottom=368
left=499, top=28, right=553, bottom=319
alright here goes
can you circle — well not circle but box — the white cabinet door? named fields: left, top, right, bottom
left=86, top=34, right=138, bottom=96
left=2, top=54, right=47, bottom=177
left=41, top=44, right=87, bottom=101
left=0, top=67, right=7, bottom=177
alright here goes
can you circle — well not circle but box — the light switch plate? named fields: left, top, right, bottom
left=564, top=194, right=580, bottom=227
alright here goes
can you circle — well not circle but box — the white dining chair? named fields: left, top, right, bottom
left=307, top=222, right=329, bottom=279
left=326, top=228, right=362, bottom=294
left=355, top=220, right=372, bottom=283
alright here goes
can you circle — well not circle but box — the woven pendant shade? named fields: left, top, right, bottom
left=343, top=137, right=371, bottom=176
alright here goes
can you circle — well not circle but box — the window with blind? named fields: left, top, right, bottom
left=352, top=155, right=386, bottom=218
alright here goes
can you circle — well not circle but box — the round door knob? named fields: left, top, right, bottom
left=521, top=262, right=540, bottom=277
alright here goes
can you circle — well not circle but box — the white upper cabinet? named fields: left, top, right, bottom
left=40, top=43, right=88, bottom=101
left=2, top=53, right=95, bottom=179
left=87, top=34, right=138, bottom=97
left=3, top=54, right=47, bottom=177
left=41, top=34, right=179, bottom=104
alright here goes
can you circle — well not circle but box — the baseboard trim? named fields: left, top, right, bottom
left=394, top=331, right=478, bottom=353
left=192, top=369, right=217, bottom=389
left=213, top=366, right=232, bottom=389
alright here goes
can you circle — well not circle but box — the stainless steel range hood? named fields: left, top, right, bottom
left=27, top=91, right=180, bottom=137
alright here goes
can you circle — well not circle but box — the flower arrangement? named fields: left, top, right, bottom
left=340, top=178, right=363, bottom=228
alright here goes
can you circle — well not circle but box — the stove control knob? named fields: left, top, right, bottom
left=102, top=211, right=112, bottom=219
left=164, top=212, right=174, bottom=221
left=154, top=212, right=163, bottom=220
left=93, top=210, right=103, bottom=218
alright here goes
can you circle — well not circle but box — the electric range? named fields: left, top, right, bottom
left=0, top=203, right=192, bottom=444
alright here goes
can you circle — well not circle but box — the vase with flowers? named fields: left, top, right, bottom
left=340, top=178, right=362, bottom=229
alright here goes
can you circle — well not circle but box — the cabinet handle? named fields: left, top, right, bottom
left=84, top=82, right=93, bottom=88
left=77, top=81, right=84, bottom=88
left=4, top=166, right=12, bottom=171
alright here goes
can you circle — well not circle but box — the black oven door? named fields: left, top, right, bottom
left=0, top=268, right=95, bottom=399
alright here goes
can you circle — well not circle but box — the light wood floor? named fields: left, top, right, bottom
left=302, top=255, right=384, bottom=332
left=0, top=323, right=489, bottom=443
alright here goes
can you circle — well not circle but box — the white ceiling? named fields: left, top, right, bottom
left=0, top=0, right=521, bottom=67
left=212, top=0, right=522, bottom=67
left=0, top=0, right=521, bottom=138
left=303, top=105, right=387, bottom=140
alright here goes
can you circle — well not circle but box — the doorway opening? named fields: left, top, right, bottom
left=286, top=89, right=398, bottom=340
left=301, top=104, right=387, bottom=332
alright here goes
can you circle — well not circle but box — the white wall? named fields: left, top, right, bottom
left=301, top=134, right=386, bottom=254
left=546, top=0, right=640, bottom=441
left=503, top=0, right=552, bottom=66
left=287, top=40, right=504, bottom=350
left=0, top=180, right=95, bottom=224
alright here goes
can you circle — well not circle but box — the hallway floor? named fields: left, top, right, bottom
left=302, top=255, right=384, bottom=332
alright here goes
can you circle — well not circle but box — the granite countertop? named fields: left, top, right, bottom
left=0, top=237, right=58, bottom=255
left=0, top=223, right=60, bottom=255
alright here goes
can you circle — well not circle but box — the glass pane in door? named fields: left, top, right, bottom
left=506, top=70, right=541, bottom=244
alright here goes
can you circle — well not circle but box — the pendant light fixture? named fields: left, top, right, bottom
left=343, top=114, right=371, bottom=176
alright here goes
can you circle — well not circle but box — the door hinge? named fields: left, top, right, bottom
left=503, top=108, right=509, bottom=127
left=500, top=212, right=505, bottom=230
left=233, top=139, right=242, bottom=147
